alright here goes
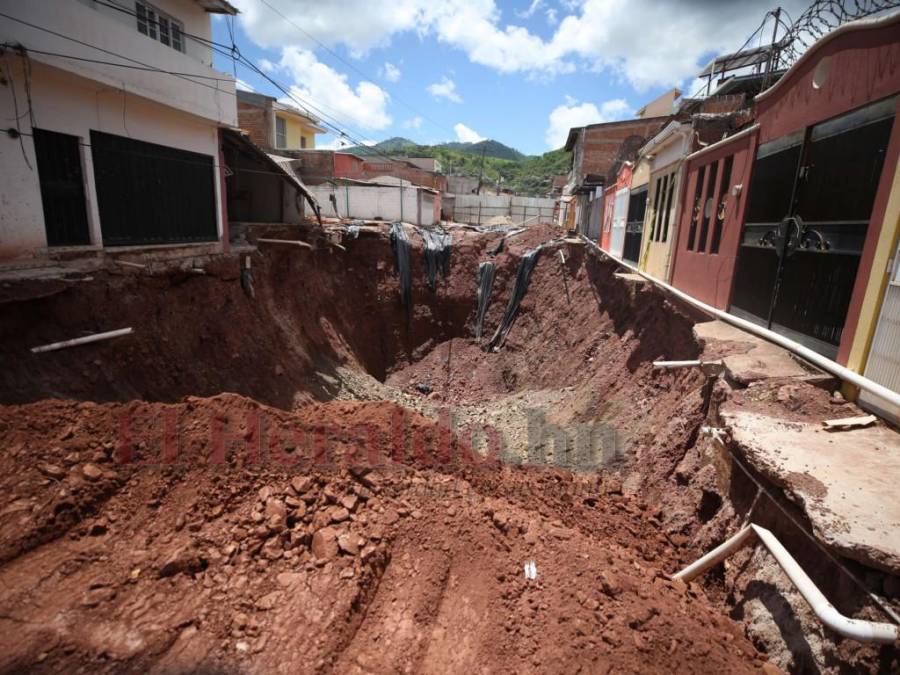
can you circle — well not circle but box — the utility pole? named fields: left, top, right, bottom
left=475, top=144, right=487, bottom=195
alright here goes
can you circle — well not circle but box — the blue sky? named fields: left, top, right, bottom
left=214, top=0, right=805, bottom=156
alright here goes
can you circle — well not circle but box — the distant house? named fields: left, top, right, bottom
left=405, top=157, right=443, bottom=173
left=548, top=175, right=568, bottom=197
left=237, top=90, right=326, bottom=152
left=0, top=0, right=238, bottom=260
left=636, top=88, right=681, bottom=119
left=565, top=116, right=668, bottom=239
left=287, top=150, right=447, bottom=192
left=447, top=175, right=480, bottom=195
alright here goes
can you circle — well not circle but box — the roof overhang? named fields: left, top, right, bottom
left=194, top=0, right=238, bottom=15
left=564, top=127, right=581, bottom=151
left=222, top=129, right=320, bottom=217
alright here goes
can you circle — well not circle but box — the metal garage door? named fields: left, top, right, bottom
left=90, top=130, right=217, bottom=246
left=730, top=97, right=896, bottom=358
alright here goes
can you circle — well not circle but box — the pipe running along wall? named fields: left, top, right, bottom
left=578, top=236, right=900, bottom=413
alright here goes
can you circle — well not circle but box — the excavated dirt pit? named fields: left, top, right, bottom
left=0, top=223, right=897, bottom=673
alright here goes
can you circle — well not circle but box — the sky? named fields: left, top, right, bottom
left=213, top=0, right=809, bottom=156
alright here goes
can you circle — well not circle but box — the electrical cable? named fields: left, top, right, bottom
left=254, top=0, right=458, bottom=141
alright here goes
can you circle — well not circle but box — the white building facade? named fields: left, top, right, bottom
left=0, top=0, right=237, bottom=262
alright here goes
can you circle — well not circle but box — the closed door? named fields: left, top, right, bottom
left=91, top=131, right=217, bottom=246
left=730, top=97, right=895, bottom=357
left=33, top=128, right=90, bottom=247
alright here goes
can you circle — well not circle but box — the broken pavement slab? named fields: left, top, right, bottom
left=694, top=320, right=832, bottom=386
left=720, top=406, right=900, bottom=574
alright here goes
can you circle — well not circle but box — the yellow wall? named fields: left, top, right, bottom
left=277, top=113, right=318, bottom=150
left=639, top=166, right=681, bottom=280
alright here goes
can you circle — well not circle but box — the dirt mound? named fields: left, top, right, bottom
left=0, top=395, right=766, bottom=673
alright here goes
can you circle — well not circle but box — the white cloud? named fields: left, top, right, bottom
left=454, top=123, right=485, bottom=143
left=381, top=61, right=401, bottom=82
left=316, top=136, right=352, bottom=151
left=427, top=76, right=462, bottom=103
left=517, top=0, right=543, bottom=19
left=403, top=116, right=423, bottom=130
left=544, top=96, right=632, bottom=148
left=258, top=58, right=276, bottom=73
left=279, top=47, right=391, bottom=131
left=235, top=78, right=255, bottom=92
left=235, top=0, right=808, bottom=90
left=545, top=7, right=558, bottom=24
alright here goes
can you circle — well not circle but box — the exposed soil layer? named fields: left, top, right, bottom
left=0, top=223, right=896, bottom=673
left=0, top=395, right=766, bottom=674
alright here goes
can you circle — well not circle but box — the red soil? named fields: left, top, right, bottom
left=0, top=394, right=767, bottom=673
left=0, top=224, right=777, bottom=672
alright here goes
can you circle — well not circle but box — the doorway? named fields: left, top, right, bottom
left=33, top=128, right=91, bottom=247
left=729, top=97, right=896, bottom=357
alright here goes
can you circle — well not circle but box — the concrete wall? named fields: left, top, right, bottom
left=1, top=0, right=236, bottom=126
left=447, top=175, right=479, bottom=195
left=451, top=195, right=556, bottom=225
left=0, top=58, right=225, bottom=261
left=279, top=113, right=317, bottom=150
left=307, top=184, right=437, bottom=226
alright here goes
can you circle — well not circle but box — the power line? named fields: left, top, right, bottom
left=254, top=0, right=457, bottom=140
left=0, top=43, right=236, bottom=80
left=0, top=8, right=429, bottom=170
left=89, top=1, right=418, bottom=165
left=31, top=0, right=388, bottom=150
left=0, top=10, right=227, bottom=95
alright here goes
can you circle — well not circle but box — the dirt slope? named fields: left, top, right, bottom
left=0, top=395, right=766, bottom=673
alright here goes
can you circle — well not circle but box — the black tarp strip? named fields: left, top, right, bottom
left=475, top=261, right=495, bottom=340
left=416, top=227, right=452, bottom=291
left=487, top=246, right=542, bottom=351
left=389, top=222, right=412, bottom=311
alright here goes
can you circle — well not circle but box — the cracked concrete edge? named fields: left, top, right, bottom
left=719, top=408, right=900, bottom=575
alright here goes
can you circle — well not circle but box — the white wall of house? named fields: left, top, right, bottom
left=308, top=184, right=436, bottom=226
left=0, top=0, right=235, bottom=260
left=0, top=59, right=226, bottom=260
left=1, top=1, right=235, bottom=125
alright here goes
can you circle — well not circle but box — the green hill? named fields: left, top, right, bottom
left=346, top=137, right=570, bottom=197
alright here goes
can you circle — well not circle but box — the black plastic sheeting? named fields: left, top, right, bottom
left=389, top=221, right=412, bottom=311
left=487, top=246, right=542, bottom=351
left=416, top=227, right=452, bottom=291
left=474, top=261, right=495, bottom=340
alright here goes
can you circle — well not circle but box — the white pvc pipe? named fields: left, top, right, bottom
left=31, top=327, right=134, bottom=354
left=674, top=524, right=756, bottom=582
left=257, top=238, right=313, bottom=249
left=653, top=360, right=703, bottom=369
left=751, top=525, right=900, bottom=644
left=672, top=524, right=900, bottom=644
left=579, top=236, right=900, bottom=411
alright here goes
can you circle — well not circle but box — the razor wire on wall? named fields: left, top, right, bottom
left=777, top=0, right=900, bottom=70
